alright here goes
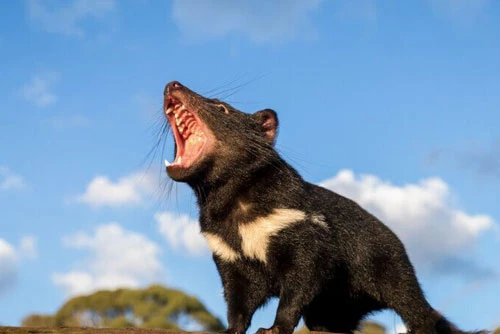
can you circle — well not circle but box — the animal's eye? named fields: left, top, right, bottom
left=216, top=104, right=230, bottom=114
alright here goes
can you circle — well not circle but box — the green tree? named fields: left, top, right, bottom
left=22, top=285, right=224, bottom=331
left=21, top=314, right=56, bottom=327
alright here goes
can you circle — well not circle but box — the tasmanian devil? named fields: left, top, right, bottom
left=162, top=81, right=486, bottom=334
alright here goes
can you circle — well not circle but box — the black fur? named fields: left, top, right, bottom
left=162, top=82, right=488, bottom=334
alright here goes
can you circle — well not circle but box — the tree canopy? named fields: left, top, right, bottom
left=22, top=285, right=224, bottom=331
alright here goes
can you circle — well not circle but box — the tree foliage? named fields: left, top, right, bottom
left=22, top=285, right=224, bottom=331
left=20, top=314, right=56, bottom=327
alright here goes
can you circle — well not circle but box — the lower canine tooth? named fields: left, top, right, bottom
left=164, top=159, right=171, bottom=167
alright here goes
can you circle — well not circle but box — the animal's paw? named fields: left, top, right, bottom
left=256, top=326, right=286, bottom=334
left=224, top=328, right=245, bottom=334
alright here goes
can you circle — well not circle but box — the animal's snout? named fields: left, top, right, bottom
left=164, top=81, right=183, bottom=95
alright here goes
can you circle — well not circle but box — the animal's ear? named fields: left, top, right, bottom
left=253, top=109, right=279, bottom=145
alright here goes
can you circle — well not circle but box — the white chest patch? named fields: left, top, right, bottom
left=238, top=208, right=306, bottom=264
left=202, top=232, right=240, bottom=262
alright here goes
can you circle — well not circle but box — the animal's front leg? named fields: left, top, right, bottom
left=256, top=262, right=322, bottom=334
left=255, top=288, right=307, bottom=334
left=225, top=277, right=269, bottom=334
left=216, top=260, right=269, bottom=334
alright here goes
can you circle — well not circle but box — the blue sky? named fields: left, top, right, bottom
left=1, top=0, right=499, bottom=332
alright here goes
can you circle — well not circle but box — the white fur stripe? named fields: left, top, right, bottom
left=203, top=232, right=240, bottom=262
left=239, top=208, right=306, bottom=264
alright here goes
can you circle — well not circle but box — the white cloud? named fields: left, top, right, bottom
left=19, top=236, right=38, bottom=260
left=0, top=239, right=18, bottom=295
left=156, top=212, right=208, bottom=256
left=75, top=171, right=158, bottom=208
left=52, top=271, right=94, bottom=296
left=52, top=223, right=164, bottom=297
left=26, top=0, right=116, bottom=38
left=20, top=71, right=59, bottom=108
left=0, top=166, right=27, bottom=192
left=395, top=323, right=407, bottom=334
left=320, top=170, right=494, bottom=275
left=0, top=235, right=37, bottom=295
left=171, top=0, right=323, bottom=44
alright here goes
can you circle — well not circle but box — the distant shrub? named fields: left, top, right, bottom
left=22, top=284, right=224, bottom=331
left=21, top=314, right=56, bottom=327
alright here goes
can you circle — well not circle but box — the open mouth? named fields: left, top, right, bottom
left=164, top=96, right=208, bottom=170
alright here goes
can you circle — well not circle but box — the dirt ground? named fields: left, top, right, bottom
left=0, top=328, right=344, bottom=334
left=0, top=327, right=207, bottom=334
left=0, top=328, right=347, bottom=334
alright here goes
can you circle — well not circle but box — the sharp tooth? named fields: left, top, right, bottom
left=176, top=118, right=181, bottom=126
left=164, top=159, right=171, bottom=167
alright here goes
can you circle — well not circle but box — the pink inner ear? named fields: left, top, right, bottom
left=262, top=115, right=277, bottom=142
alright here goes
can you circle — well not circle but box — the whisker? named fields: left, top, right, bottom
left=211, top=73, right=270, bottom=100
left=201, top=74, right=249, bottom=96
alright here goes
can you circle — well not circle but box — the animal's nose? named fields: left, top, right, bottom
left=164, top=81, right=183, bottom=95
